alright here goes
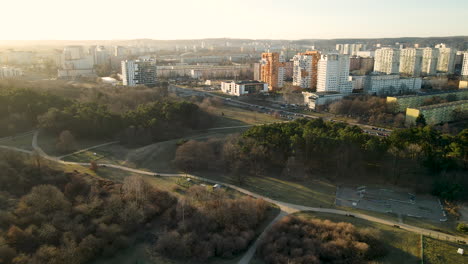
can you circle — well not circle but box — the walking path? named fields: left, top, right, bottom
left=2, top=130, right=466, bottom=264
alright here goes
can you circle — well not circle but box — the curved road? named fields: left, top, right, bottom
left=0, top=130, right=463, bottom=264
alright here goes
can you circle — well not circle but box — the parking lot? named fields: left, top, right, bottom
left=336, top=186, right=446, bottom=222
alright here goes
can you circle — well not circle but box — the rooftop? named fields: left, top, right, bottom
left=389, top=89, right=466, bottom=99
left=414, top=100, right=468, bottom=110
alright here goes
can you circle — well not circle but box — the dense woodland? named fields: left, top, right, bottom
left=0, top=82, right=214, bottom=145
left=258, top=216, right=386, bottom=264
left=174, top=119, right=468, bottom=201
left=0, top=152, right=269, bottom=263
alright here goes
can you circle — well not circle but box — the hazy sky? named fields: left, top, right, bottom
left=2, top=0, right=467, bottom=40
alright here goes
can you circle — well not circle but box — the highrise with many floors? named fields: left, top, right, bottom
left=121, top=59, right=157, bottom=86
left=292, top=51, right=321, bottom=89
left=435, top=43, right=456, bottom=74
left=374, top=48, right=400, bottom=75
left=421, top=48, right=439, bottom=76
left=399, top=48, right=423, bottom=77
left=260, top=52, right=285, bottom=91
left=316, top=54, right=352, bottom=94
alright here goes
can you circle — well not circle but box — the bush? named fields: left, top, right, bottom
left=258, top=216, right=387, bottom=264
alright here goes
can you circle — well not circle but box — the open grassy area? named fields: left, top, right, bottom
left=201, top=173, right=337, bottom=208
left=0, top=132, right=34, bottom=150
left=423, top=236, right=468, bottom=264
left=205, top=103, right=281, bottom=127
left=250, top=211, right=423, bottom=264
left=37, top=131, right=113, bottom=157
left=403, top=215, right=463, bottom=237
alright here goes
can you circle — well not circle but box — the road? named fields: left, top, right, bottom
left=2, top=130, right=464, bottom=264
left=169, top=85, right=392, bottom=136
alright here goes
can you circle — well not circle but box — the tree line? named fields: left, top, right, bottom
left=173, top=119, right=468, bottom=201
left=0, top=84, right=214, bottom=145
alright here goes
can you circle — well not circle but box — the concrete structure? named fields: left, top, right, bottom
left=58, top=46, right=95, bottom=78
left=387, top=89, right=468, bottom=112
left=462, top=52, right=468, bottom=76
left=302, top=91, right=345, bottom=110
left=399, top=48, right=423, bottom=77
left=260, top=52, right=285, bottom=91
left=221, top=80, right=268, bottom=96
left=317, top=54, right=353, bottom=94
left=374, top=48, right=400, bottom=74
left=364, top=74, right=422, bottom=95
left=292, top=51, right=321, bottom=89
left=0, top=66, right=22, bottom=78
left=435, top=43, right=456, bottom=74
left=421, top=48, right=439, bottom=76
left=121, top=59, right=157, bottom=86
left=406, top=100, right=468, bottom=125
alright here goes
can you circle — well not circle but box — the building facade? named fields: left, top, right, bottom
left=292, top=51, right=321, bottom=89
left=316, top=54, right=353, bottom=94
left=462, top=52, right=468, bottom=77
left=399, top=48, right=423, bottom=77
left=387, top=89, right=468, bottom=112
left=435, top=43, right=456, bottom=74
left=374, top=48, right=400, bottom=75
left=421, top=48, right=439, bottom=76
left=406, top=100, right=468, bottom=125
left=260, top=52, right=285, bottom=91
left=121, top=59, right=157, bottom=86
left=364, top=74, right=422, bottom=95
left=220, top=80, right=268, bottom=96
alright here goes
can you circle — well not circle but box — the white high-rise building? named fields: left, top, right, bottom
left=374, top=48, right=400, bottom=74
left=421, top=48, right=439, bottom=76
left=121, top=59, right=157, bottom=86
left=399, top=48, right=423, bottom=77
left=316, top=54, right=353, bottom=94
left=462, top=52, right=468, bottom=77
left=435, top=43, right=456, bottom=74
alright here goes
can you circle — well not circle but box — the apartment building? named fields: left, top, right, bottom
left=435, top=43, right=456, bottom=74
left=260, top=52, right=285, bottom=91
left=406, top=100, right=468, bottom=125
left=374, top=48, right=400, bottom=74
left=292, top=51, right=321, bottom=89
left=121, top=59, right=157, bottom=86
left=421, top=48, right=439, bottom=76
left=387, top=89, right=468, bottom=112
left=364, top=74, right=422, bottom=95
left=462, top=52, right=468, bottom=77
left=316, top=54, right=353, bottom=94
left=399, top=48, right=423, bottom=77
